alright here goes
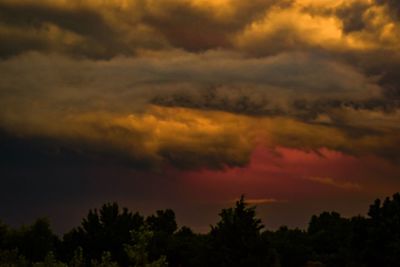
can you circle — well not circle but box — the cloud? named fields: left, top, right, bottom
left=305, top=176, right=362, bottom=191
left=0, top=0, right=276, bottom=58
left=225, top=197, right=286, bottom=206
left=0, top=0, right=397, bottom=57
left=0, top=0, right=166, bottom=58
left=0, top=50, right=383, bottom=123
left=336, top=1, right=369, bottom=33
left=140, top=0, right=276, bottom=51
left=0, top=50, right=399, bottom=170
left=0, top=0, right=400, bottom=171
left=1, top=0, right=400, bottom=104
left=245, top=198, right=286, bottom=205
left=2, top=103, right=400, bottom=172
left=0, top=106, right=257, bottom=170
left=375, top=0, right=400, bottom=19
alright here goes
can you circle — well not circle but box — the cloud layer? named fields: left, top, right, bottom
left=1, top=0, right=400, bottom=231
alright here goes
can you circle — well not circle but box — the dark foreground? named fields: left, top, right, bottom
left=1, top=193, right=400, bottom=267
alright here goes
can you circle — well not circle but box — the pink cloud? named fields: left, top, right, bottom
left=178, top=145, right=400, bottom=207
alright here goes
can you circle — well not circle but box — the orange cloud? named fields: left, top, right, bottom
left=244, top=198, right=286, bottom=205
left=1, top=101, right=400, bottom=170
left=0, top=0, right=400, bottom=170
left=1, top=0, right=399, bottom=57
left=305, top=176, right=362, bottom=191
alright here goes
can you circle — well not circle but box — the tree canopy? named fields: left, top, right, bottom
left=1, top=193, right=400, bottom=267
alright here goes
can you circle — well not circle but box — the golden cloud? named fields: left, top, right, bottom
left=2, top=102, right=400, bottom=170
left=0, top=0, right=398, bottom=57
left=1, top=0, right=400, bottom=170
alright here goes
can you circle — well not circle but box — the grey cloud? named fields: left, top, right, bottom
left=0, top=51, right=383, bottom=121
left=0, top=1, right=124, bottom=59
left=336, top=2, right=369, bottom=33
left=375, top=0, right=400, bottom=19
left=152, top=88, right=281, bottom=117
left=0, top=2, right=112, bottom=38
left=0, top=50, right=392, bottom=170
left=0, top=0, right=277, bottom=58
left=141, top=0, right=275, bottom=51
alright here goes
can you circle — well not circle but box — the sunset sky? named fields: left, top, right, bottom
left=1, top=0, right=400, bottom=233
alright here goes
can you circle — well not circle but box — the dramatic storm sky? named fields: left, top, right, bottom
left=1, top=0, right=400, bottom=233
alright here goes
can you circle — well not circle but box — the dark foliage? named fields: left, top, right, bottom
left=264, top=226, right=311, bottom=267
left=61, top=203, right=144, bottom=266
left=1, top=193, right=400, bottom=267
left=208, top=196, right=276, bottom=267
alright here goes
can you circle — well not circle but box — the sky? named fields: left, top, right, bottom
left=1, top=0, right=400, bottom=233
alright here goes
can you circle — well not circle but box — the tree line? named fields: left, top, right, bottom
left=1, top=193, right=400, bottom=267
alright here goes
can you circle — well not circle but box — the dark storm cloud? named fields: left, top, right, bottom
left=0, top=2, right=112, bottom=38
left=375, top=0, right=400, bottom=18
left=142, top=3, right=232, bottom=51
left=370, top=61, right=400, bottom=101
left=0, top=1, right=123, bottom=58
left=151, top=88, right=280, bottom=117
left=2, top=47, right=400, bottom=169
left=0, top=128, right=152, bottom=170
left=336, top=2, right=369, bottom=33
left=141, top=0, right=275, bottom=51
left=0, top=0, right=277, bottom=58
left=0, top=128, right=189, bottom=233
left=0, top=32, right=49, bottom=59
left=152, top=87, right=400, bottom=122
left=0, top=0, right=399, bottom=167
left=338, top=51, right=400, bottom=103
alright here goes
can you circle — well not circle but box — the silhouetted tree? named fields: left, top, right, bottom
left=33, top=252, right=67, bottom=267
left=167, top=227, right=207, bottom=267
left=91, top=251, right=118, bottom=267
left=147, top=210, right=177, bottom=235
left=11, top=218, right=58, bottom=262
left=264, top=226, right=311, bottom=267
left=346, top=215, right=369, bottom=265
left=1, top=193, right=400, bottom=267
left=0, top=221, right=8, bottom=250
left=69, top=247, right=84, bottom=267
left=209, top=196, right=277, bottom=267
left=62, top=203, right=144, bottom=266
left=0, top=249, right=28, bottom=267
left=308, top=212, right=351, bottom=266
left=146, top=209, right=177, bottom=264
left=124, top=226, right=167, bottom=267
left=364, top=193, right=400, bottom=266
